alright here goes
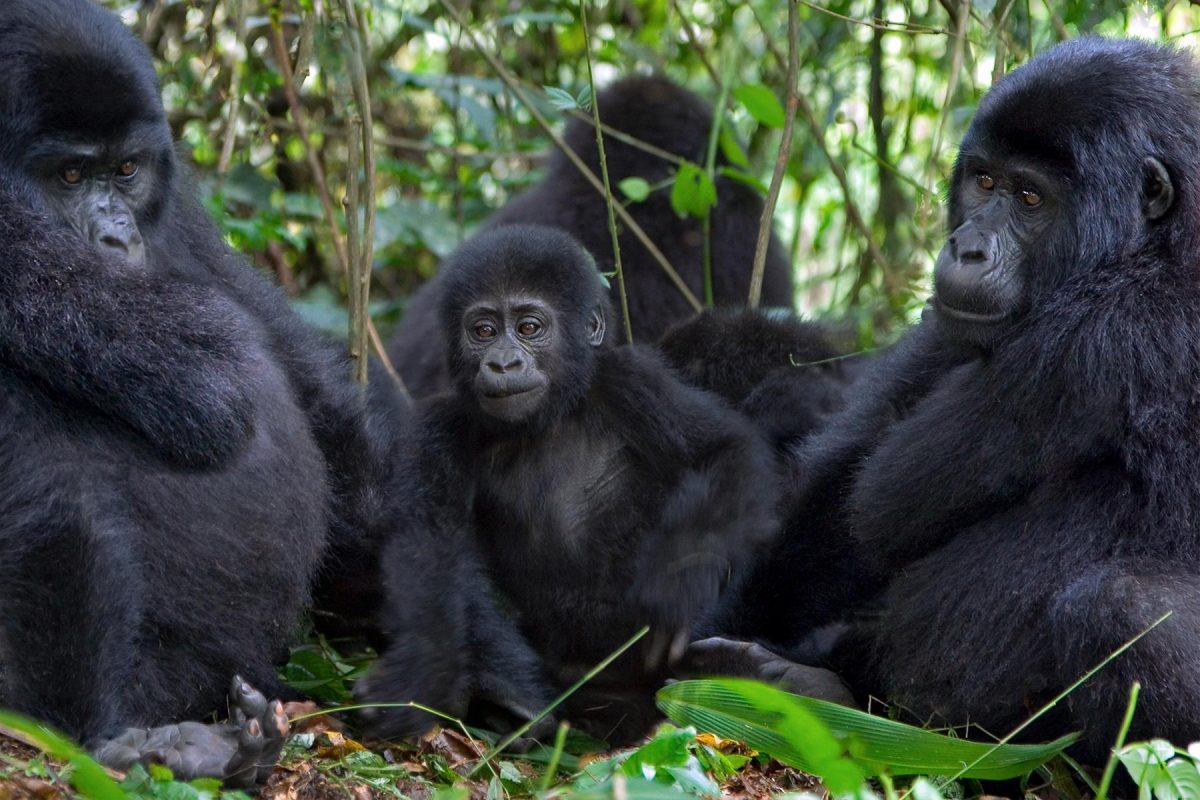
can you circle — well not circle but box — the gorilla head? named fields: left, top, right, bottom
left=0, top=0, right=177, bottom=269
left=933, top=38, right=1200, bottom=348
left=438, top=224, right=612, bottom=427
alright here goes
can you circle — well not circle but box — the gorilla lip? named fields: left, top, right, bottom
left=933, top=297, right=1009, bottom=324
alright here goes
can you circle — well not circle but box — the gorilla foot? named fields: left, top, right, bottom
left=683, top=637, right=857, bottom=707
left=93, top=676, right=289, bottom=789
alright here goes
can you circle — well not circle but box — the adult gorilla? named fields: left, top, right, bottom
left=0, top=0, right=386, bottom=785
left=390, top=76, right=796, bottom=399
left=701, top=38, right=1200, bottom=757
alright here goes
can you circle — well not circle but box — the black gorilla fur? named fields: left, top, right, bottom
left=658, top=310, right=863, bottom=453
left=716, top=38, right=1200, bottom=759
left=0, top=0, right=388, bottom=785
left=363, top=225, right=778, bottom=744
left=389, top=75, right=796, bottom=399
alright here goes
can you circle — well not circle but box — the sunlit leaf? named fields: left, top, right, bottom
left=670, top=162, right=717, bottom=219
left=619, top=177, right=651, bottom=202
left=734, top=83, right=786, bottom=129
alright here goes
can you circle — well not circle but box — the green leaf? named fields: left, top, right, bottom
left=0, top=710, right=128, bottom=800
left=717, top=166, right=768, bottom=194
left=657, top=679, right=1077, bottom=782
left=717, top=127, right=750, bottom=169
left=620, top=726, right=694, bottom=778
left=619, top=177, right=652, bottom=202
left=1119, top=741, right=1200, bottom=800
left=576, top=85, right=594, bottom=112
left=734, top=84, right=786, bottom=129
left=670, top=162, right=717, bottom=219
left=544, top=86, right=579, bottom=110
left=657, top=679, right=863, bottom=795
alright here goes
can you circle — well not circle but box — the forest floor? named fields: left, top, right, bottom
left=0, top=715, right=827, bottom=800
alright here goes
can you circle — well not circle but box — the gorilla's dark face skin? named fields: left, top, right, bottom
left=932, top=157, right=1062, bottom=336
left=34, top=135, right=154, bottom=268
left=933, top=151, right=1174, bottom=349
left=463, top=295, right=605, bottom=424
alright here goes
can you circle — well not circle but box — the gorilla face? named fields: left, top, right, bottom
left=0, top=3, right=176, bottom=271
left=463, top=295, right=556, bottom=424
left=37, top=148, right=155, bottom=269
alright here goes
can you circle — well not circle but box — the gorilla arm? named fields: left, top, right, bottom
left=597, top=347, right=779, bottom=663
left=360, top=401, right=552, bottom=739
left=0, top=179, right=256, bottom=469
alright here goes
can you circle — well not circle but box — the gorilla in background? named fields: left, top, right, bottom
left=702, top=37, right=1200, bottom=760
left=658, top=310, right=865, bottom=454
left=0, top=0, right=392, bottom=785
left=361, top=226, right=779, bottom=745
left=389, top=76, right=797, bottom=399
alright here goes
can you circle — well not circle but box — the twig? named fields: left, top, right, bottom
left=562, top=111, right=684, bottom=165
left=216, top=0, right=245, bottom=179
left=927, top=0, right=971, bottom=177
left=749, top=1, right=799, bottom=308
left=339, top=0, right=377, bottom=386
left=797, top=0, right=953, bottom=35
left=753, top=7, right=887, bottom=280
left=433, top=0, right=701, bottom=313
left=581, top=1, right=634, bottom=344
left=669, top=0, right=721, bottom=86
left=270, top=12, right=410, bottom=400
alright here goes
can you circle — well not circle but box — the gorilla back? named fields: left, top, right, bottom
left=0, top=0, right=351, bottom=783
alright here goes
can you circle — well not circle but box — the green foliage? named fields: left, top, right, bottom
left=670, top=162, right=718, bottom=219
left=0, top=710, right=126, bottom=800
left=1119, top=741, right=1200, bottom=800
left=97, top=0, right=1200, bottom=341
left=658, top=679, right=1076, bottom=783
left=733, top=84, right=785, bottom=129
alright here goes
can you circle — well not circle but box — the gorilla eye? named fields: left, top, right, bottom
left=117, top=161, right=138, bottom=178
left=1020, top=189, right=1042, bottom=207
left=976, top=173, right=995, bottom=191
left=61, top=166, right=83, bottom=185
left=474, top=323, right=497, bottom=339
left=517, top=321, right=541, bottom=337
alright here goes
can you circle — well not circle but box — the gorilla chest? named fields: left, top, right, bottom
left=474, top=426, right=631, bottom=557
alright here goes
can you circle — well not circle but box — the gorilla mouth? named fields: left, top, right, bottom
left=482, top=385, right=540, bottom=399
left=934, top=297, right=1009, bottom=325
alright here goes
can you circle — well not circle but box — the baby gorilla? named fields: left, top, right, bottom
left=362, top=225, right=778, bottom=744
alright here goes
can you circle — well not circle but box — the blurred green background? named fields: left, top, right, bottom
left=99, top=0, right=1200, bottom=348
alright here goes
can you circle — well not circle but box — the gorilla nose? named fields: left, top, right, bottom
left=95, top=217, right=141, bottom=254
left=951, top=230, right=994, bottom=263
left=485, top=353, right=526, bottom=374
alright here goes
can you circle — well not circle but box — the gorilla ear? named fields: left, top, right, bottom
left=1142, top=156, right=1175, bottom=221
left=587, top=307, right=607, bottom=347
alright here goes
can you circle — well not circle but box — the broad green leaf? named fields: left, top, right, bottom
left=1119, top=741, right=1200, bottom=800
left=0, top=710, right=128, bottom=800
left=619, top=177, right=652, bottom=202
left=734, top=84, right=786, bottom=129
left=620, top=726, right=693, bottom=778
left=657, top=679, right=1077, bottom=781
left=658, top=680, right=863, bottom=794
left=670, top=162, right=717, bottom=219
